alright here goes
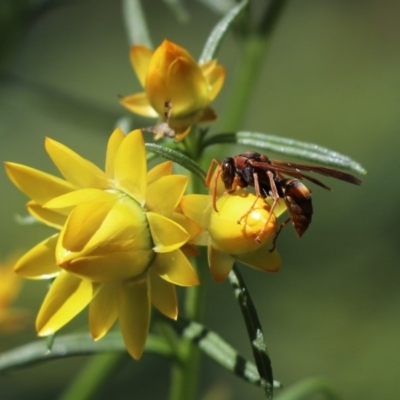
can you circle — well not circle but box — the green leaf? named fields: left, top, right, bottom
left=198, top=0, right=248, bottom=64
left=197, top=0, right=237, bottom=16
left=229, top=265, right=274, bottom=399
left=274, top=378, right=339, bottom=400
left=145, top=143, right=207, bottom=182
left=0, top=332, right=170, bottom=371
left=0, top=322, right=282, bottom=390
left=204, top=131, right=367, bottom=175
left=162, top=315, right=282, bottom=389
left=122, top=0, right=153, bottom=48
left=163, top=0, right=190, bottom=23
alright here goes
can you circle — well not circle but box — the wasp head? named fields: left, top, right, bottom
left=220, top=157, right=236, bottom=190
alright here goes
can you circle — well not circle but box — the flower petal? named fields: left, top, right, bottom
left=151, top=249, right=199, bottom=287
left=197, top=106, right=217, bottom=123
left=235, top=244, right=281, bottom=273
left=146, top=212, right=189, bottom=253
left=146, top=58, right=207, bottom=118
left=45, top=138, right=109, bottom=189
left=149, top=270, right=177, bottom=320
left=170, top=211, right=203, bottom=242
left=114, top=130, right=147, bottom=204
left=36, top=271, right=94, bottom=336
left=130, top=45, right=154, bottom=87
left=105, top=127, right=125, bottom=179
left=145, top=40, right=208, bottom=117
left=4, top=162, right=74, bottom=205
left=45, top=189, right=117, bottom=210
left=60, top=251, right=153, bottom=283
left=57, top=200, right=153, bottom=282
left=59, top=201, right=115, bottom=253
left=15, top=234, right=60, bottom=279
left=60, top=200, right=150, bottom=254
left=180, top=194, right=212, bottom=229
left=27, top=201, right=67, bottom=228
left=147, top=161, right=172, bottom=184
left=173, top=126, right=192, bottom=141
left=118, top=276, right=150, bottom=360
left=146, top=175, right=188, bottom=216
left=166, top=56, right=208, bottom=114
left=89, top=282, right=119, bottom=340
left=200, top=60, right=217, bottom=76
left=208, top=240, right=235, bottom=283
left=0, top=254, right=23, bottom=306
left=204, top=65, right=225, bottom=102
left=120, top=93, right=159, bottom=118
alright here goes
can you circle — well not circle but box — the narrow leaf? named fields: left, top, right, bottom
left=198, top=0, right=248, bottom=64
left=229, top=265, right=274, bottom=399
left=274, top=378, right=339, bottom=400
left=0, top=333, right=169, bottom=371
left=122, top=0, right=153, bottom=48
left=163, top=0, right=190, bottom=23
left=205, top=131, right=367, bottom=175
left=0, top=320, right=282, bottom=390
left=145, top=143, right=206, bottom=182
left=169, top=316, right=282, bottom=389
left=198, top=0, right=237, bottom=16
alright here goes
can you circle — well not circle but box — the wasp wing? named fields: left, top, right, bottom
left=249, top=161, right=332, bottom=190
left=269, top=160, right=362, bottom=185
left=249, top=159, right=361, bottom=186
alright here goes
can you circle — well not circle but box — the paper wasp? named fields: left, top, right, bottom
left=206, top=151, right=362, bottom=247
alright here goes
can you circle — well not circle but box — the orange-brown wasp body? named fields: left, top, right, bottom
left=207, top=151, right=361, bottom=244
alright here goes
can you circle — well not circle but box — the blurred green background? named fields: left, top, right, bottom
left=1, top=0, right=399, bottom=399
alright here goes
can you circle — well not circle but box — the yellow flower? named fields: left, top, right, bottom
left=5, top=129, right=200, bottom=359
left=120, top=39, right=225, bottom=140
left=0, top=253, right=29, bottom=333
left=180, top=189, right=284, bottom=283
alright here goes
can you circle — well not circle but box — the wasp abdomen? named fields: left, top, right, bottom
left=283, top=180, right=313, bottom=237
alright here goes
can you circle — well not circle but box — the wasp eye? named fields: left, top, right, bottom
left=221, top=158, right=235, bottom=189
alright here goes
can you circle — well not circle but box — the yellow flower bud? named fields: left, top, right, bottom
left=121, top=40, right=225, bottom=136
left=56, top=196, right=154, bottom=283
left=209, top=190, right=277, bottom=255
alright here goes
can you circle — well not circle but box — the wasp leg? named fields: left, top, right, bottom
left=236, top=171, right=263, bottom=225
left=237, top=194, right=260, bottom=225
left=255, top=170, right=280, bottom=243
left=269, top=217, right=290, bottom=252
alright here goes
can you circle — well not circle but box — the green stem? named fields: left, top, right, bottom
left=168, top=157, right=208, bottom=400
left=181, top=126, right=205, bottom=161
left=58, top=352, right=123, bottom=400
left=168, top=247, right=208, bottom=400
left=221, top=33, right=269, bottom=131
left=221, top=0, right=289, bottom=132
